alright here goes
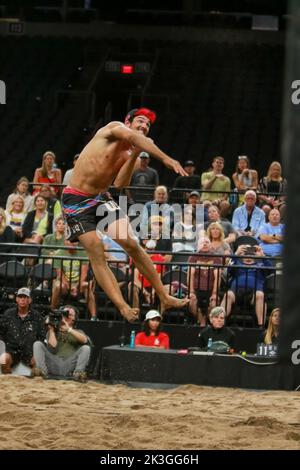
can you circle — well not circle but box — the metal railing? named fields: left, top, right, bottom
left=0, top=243, right=281, bottom=326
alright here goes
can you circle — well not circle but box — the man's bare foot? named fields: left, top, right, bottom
left=161, top=295, right=189, bottom=314
left=120, top=305, right=140, bottom=323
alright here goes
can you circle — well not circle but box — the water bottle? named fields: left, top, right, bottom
left=207, top=338, right=213, bottom=350
left=129, top=330, right=135, bottom=348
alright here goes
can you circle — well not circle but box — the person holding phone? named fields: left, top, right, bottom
left=221, top=244, right=272, bottom=327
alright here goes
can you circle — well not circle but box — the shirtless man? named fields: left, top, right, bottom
left=61, top=107, right=189, bottom=322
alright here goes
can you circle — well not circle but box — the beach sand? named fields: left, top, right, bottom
left=0, top=376, right=299, bottom=450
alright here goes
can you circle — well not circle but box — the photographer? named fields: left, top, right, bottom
left=221, top=244, right=272, bottom=327
left=32, top=305, right=91, bottom=382
left=0, top=288, right=46, bottom=374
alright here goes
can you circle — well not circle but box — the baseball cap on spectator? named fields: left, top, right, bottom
left=184, top=160, right=195, bottom=167
left=189, top=191, right=200, bottom=198
left=139, top=152, right=150, bottom=159
left=145, top=310, right=162, bottom=321
left=17, top=287, right=31, bottom=297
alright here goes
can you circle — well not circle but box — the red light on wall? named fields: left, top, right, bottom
left=121, top=64, right=134, bottom=74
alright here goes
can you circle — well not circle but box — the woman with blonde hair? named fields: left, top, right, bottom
left=6, top=176, right=34, bottom=213
left=0, top=207, right=15, bottom=260
left=258, top=162, right=287, bottom=217
left=5, top=195, right=27, bottom=241
left=263, top=308, right=280, bottom=345
left=33, top=150, right=62, bottom=196
left=22, top=195, right=53, bottom=245
left=206, top=221, right=231, bottom=257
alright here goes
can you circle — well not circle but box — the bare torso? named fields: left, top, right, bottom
left=70, top=122, right=132, bottom=195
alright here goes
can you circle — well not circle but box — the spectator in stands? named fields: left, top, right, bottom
left=32, top=305, right=91, bottom=382
left=188, top=236, right=222, bottom=325
left=38, top=185, right=62, bottom=222
left=232, top=190, right=265, bottom=238
left=127, top=152, right=159, bottom=204
left=41, top=216, right=65, bottom=259
left=204, top=205, right=236, bottom=245
left=22, top=195, right=53, bottom=245
left=172, top=205, right=199, bottom=253
left=173, top=160, right=200, bottom=192
left=33, top=150, right=62, bottom=196
left=5, top=195, right=26, bottom=242
left=62, top=154, right=80, bottom=186
left=51, top=239, right=97, bottom=320
left=147, top=215, right=173, bottom=261
left=129, top=237, right=166, bottom=308
left=140, top=185, right=174, bottom=239
left=221, top=244, right=272, bottom=327
left=257, top=208, right=284, bottom=257
left=0, top=207, right=16, bottom=261
left=198, top=306, right=235, bottom=350
left=232, top=155, right=258, bottom=203
left=206, top=222, right=231, bottom=257
left=186, top=191, right=208, bottom=222
left=262, top=307, right=280, bottom=346
left=135, top=309, right=169, bottom=349
left=201, top=156, right=231, bottom=218
left=0, top=288, right=46, bottom=374
left=258, top=161, right=287, bottom=218
left=6, top=176, right=34, bottom=213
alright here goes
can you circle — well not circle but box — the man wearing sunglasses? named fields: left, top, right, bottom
left=0, top=287, right=46, bottom=374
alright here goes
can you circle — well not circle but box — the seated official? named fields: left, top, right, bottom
left=198, top=306, right=235, bottom=349
left=0, top=288, right=46, bottom=374
left=135, top=310, right=169, bottom=350
left=32, top=305, right=91, bottom=382
left=262, top=308, right=280, bottom=346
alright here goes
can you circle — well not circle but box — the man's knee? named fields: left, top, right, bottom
left=80, top=344, right=91, bottom=356
left=0, top=353, right=13, bottom=373
left=255, top=291, right=264, bottom=301
left=33, top=341, right=46, bottom=353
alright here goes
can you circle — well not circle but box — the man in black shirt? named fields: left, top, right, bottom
left=0, top=287, right=46, bottom=374
left=173, top=160, right=200, bottom=188
left=198, top=306, right=235, bottom=349
left=128, top=152, right=159, bottom=204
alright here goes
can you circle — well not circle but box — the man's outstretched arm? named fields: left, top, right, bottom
left=110, top=124, right=188, bottom=179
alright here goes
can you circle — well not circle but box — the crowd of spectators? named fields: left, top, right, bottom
left=0, top=150, right=285, bottom=328
left=0, top=150, right=285, bottom=380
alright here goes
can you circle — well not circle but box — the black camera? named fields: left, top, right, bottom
left=45, top=308, right=69, bottom=330
left=245, top=245, right=256, bottom=255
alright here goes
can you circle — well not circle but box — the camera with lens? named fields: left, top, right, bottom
left=244, top=245, right=256, bottom=256
left=45, top=308, right=69, bottom=330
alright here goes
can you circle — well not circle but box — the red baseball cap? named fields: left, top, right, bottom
left=125, top=107, right=157, bottom=125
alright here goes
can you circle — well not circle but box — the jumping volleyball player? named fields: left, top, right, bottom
left=61, top=108, right=189, bottom=322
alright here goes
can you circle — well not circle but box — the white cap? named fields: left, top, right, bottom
left=145, top=310, right=161, bottom=321
left=16, top=287, right=31, bottom=297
